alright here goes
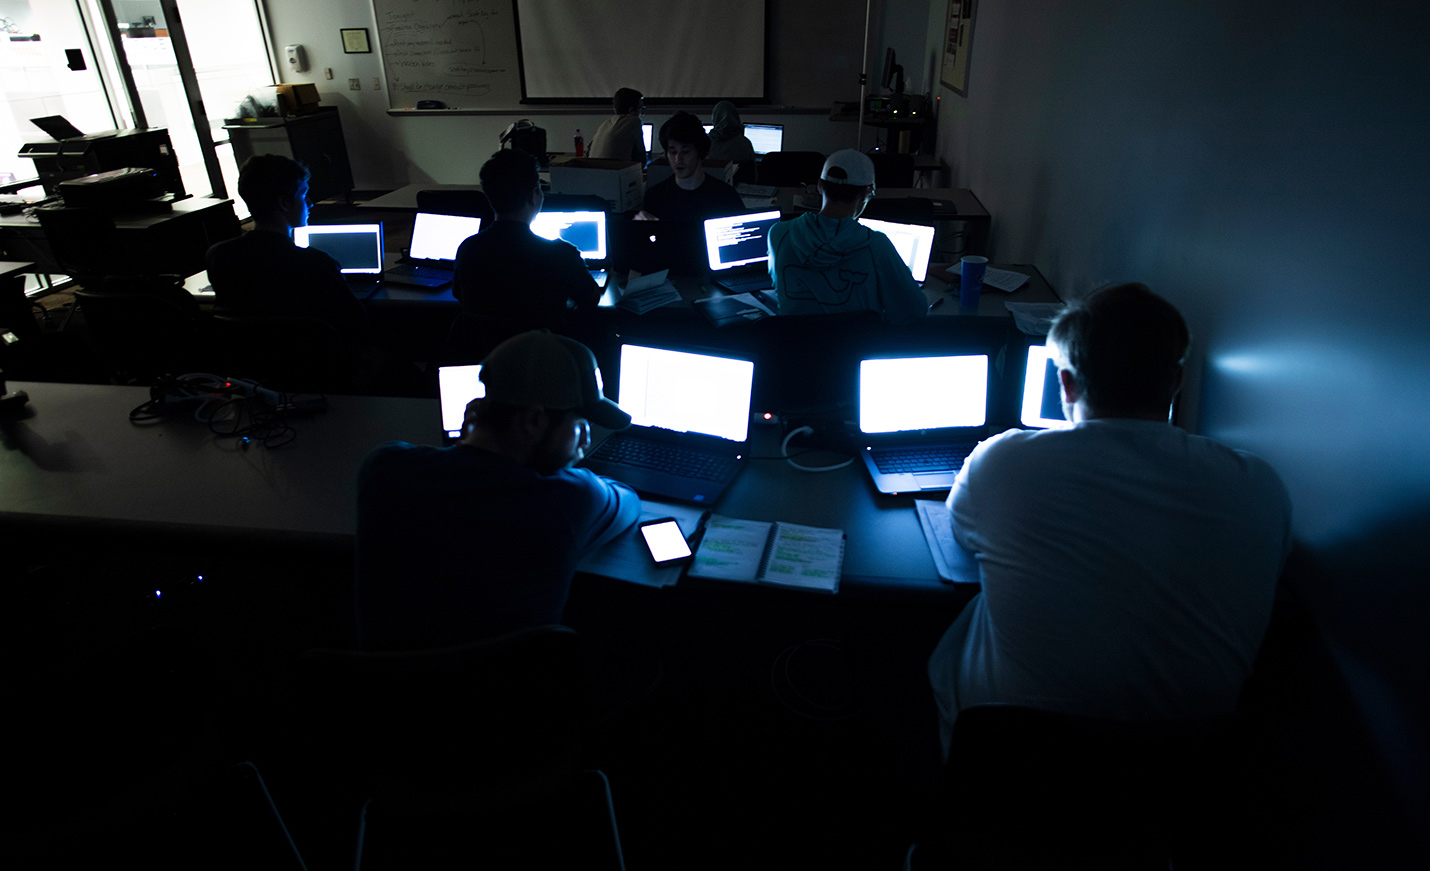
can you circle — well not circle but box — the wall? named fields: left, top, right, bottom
left=927, top=0, right=1428, bottom=859
left=262, top=0, right=889, bottom=187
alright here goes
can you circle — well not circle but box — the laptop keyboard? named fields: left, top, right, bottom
left=869, top=444, right=974, bottom=474
left=394, top=264, right=453, bottom=280
left=590, top=436, right=737, bottom=481
left=717, top=272, right=773, bottom=290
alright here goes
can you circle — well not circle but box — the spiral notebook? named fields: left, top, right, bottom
left=687, top=515, right=844, bottom=593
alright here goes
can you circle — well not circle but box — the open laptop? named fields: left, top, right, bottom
left=386, top=212, right=482, bottom=287
left=582, top=343, right=755, bottom=504
left=530, top=208, right=608, bottom=283
left=745, top=123, right=784, bottom=155
left=1020, top=344, right=1070, bottom=430
left=857, top=354, right=990, bottom=494
left=437, top=363, right=485, bottom=443
left=858, top=217, right=936, bottom=283
left=703, top=210, right=781, bottom=292
left=30, top=115, right=112, bottom=142
left=293, top=222, right=384, bottom=286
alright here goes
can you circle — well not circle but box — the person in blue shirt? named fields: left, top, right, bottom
left=767, top=149, right=927, bottom=324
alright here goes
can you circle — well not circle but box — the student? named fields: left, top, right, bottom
left=205, top=154, right=366, bottom=342
left=639, top=111, right=744, bottom=223
left=767, top=149, right=926, bottom=323
left=588, top=87, right=646, bottom=163
left=355, top=330, right=640, bottom=651
left=706, top=101, right=756, bottom=164
left=927, top=284, right=1292, bottom=756
left=451, top=149, right=600, bottom=347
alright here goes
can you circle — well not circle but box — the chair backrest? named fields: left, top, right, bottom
left=201, top=313, right=354, bottom=393
left=415, top=189, right=495, bottom=223
left=36, top=208, right=132, bottom=282
left=860, top=196, right=936, bottom=227
left=72, top=286, right=202, bottom=380
left=757, top=151, right=827, bottom=187
left=286, top=625, right=588, bottom=814
left=869, top=152, right=916, bottom=188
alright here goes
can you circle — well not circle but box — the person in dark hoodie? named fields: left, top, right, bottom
left=767, top=149, right=927, bottom=324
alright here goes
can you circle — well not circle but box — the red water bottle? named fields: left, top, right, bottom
left=574, top=128, right=584, bottom=157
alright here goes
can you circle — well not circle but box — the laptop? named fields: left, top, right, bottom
left=385, top=212, right=482, bottom=287
left=857, top=354, right=991, bottom=494
left=1020, top=344, right=1070, bottom=430
left=703, top=210, right=781, bottom=292
left=437, top=363, right=485, bottom=443
left=30, top=115, right=112, bottom=142
left=293, top=222, right=384, bottom=286
left=744, top=123, right=784, bottom=155
left=582, top=343, right=755, bottom=504
left=642, top=123, right=654, bottom=154
left=530, top=208, right=607, bottom=262
left=858, top=217, right=936, bottom=282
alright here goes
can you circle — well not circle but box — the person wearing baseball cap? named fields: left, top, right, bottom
left=767, top=148, right=927, bottom=324
left=354, top=330, right=639, bottom=650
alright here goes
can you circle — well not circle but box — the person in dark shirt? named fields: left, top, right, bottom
left=639, top=111, right=744, bottom=223
left=205, top=155, right=366, bottom=343
left=355, top=330, right=640, bottom=650
left=451, top=149, right=600, bottom=350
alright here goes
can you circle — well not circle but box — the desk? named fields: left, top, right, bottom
left=0, top=198, right=240, bottom=277
left=0, top=381, right=970, bottom=598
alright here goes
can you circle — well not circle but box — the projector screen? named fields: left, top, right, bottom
left=514, top=0, right=767, bottom=101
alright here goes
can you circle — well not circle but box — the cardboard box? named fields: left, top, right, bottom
left=273, top=83, right=321, bottom=116
left=548, top=158, right=643, bottom=213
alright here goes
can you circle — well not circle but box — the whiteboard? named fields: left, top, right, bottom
left=372, top=0, right=521, bottom=109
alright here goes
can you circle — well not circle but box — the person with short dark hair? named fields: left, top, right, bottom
left=451, top=150, right=600, bottom=346
left=588, top=87, right=646, bottom=163
left=639, top=111, right=743, bottom=223
left=205, top=154, right=366, bottom=341
left=928, top=283, right=1292, bottom=756
left=767, top=149, right=926, bottom=323
left=355, top=329, right=640, bottom=650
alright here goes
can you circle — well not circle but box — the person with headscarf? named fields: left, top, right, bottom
left=706, top=101, right=756, bottom=164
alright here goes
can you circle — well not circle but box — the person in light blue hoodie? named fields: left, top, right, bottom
left=767, top=149, right=927, bottom=324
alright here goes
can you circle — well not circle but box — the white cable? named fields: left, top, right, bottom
left=781, top=426, right=854, bottom=472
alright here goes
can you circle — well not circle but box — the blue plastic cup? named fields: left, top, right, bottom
left=959, top=256, right=988, bottom=308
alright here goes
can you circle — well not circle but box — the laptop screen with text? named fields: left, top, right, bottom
left=293, top=223, right=384, bottom=274
left=857, top=218, right=936, bottom=281
left=530, top=210, right=607, bottom=260
left=618, top=344, right=754, bottom=443
left=409, top=212, right=482, bottom=262
left=859, top=355, right=989, bottom=434
left=703, top=210, right=781, bottom=272
left=744, top=124, right=784, bottom=155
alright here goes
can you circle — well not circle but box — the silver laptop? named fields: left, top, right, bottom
left=386, top=212, right=482, bottom=287
left=437, top=363, right=485, bottom=443
left=858, top=217, right=936, bottom=283
left=582, top=343, right=755, bottom=504
left=703, top=210, right=781, bottom=292
left=857, top=354, right=990, bottom=494
left=293, top=222, right=384, bottom=286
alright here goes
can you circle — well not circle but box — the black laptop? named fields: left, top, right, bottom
left=856, top=353, right=991, bottom=494
left=386, top=212, right=482, bottom=287
left=293, top=222, right=384, bottom=288
left=582, top=343, right=755, bottom=504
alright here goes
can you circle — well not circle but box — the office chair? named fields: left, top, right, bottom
left=860, top=195, right=936, bottom=227
left=280, top=625, right=626, bottom=870
left=905, top=703, right=1244, bottom=870
left=72, top=285, right=204, bottom=382
left=440, top=311, right=543, bottom=364
left=415, top=189, right=495, bottom=223
left=201, top=313, right=361, bottom=394
left=869, top=152, right=917, bottom=188
left=757, top=150, right=827, bottom=187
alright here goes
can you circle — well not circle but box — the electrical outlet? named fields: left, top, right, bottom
left=324, top=67, right=333, bottom=80
left=348, top=78, right=361, bottom=91
left=371, top=77, right=382, bottom=90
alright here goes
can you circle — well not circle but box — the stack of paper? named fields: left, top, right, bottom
left=614, top=269, right=683, bottom=313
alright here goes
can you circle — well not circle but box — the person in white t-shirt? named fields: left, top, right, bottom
left=928, top=283, right=1292, bottom=756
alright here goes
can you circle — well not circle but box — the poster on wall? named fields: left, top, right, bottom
left=940, top=0, right=978, bottom=96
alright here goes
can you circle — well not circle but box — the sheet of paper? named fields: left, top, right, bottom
left=916, top=500, right=980, bottom=584
left=1004, top=301, right=1066, bottom=336
left=577, top=500, right=707, bottom=588
left=945, top=263, right=1032, bottom=292
left=687, top=514, right=773, bottom=582
left=761, top=522, right=843, bottom=593
left=727, top=291, right=776, bottom=316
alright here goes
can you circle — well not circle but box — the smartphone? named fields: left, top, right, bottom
left=639, top=518, right=692, bottom=566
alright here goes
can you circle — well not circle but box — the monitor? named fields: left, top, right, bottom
left=618, top=344, right=755, bottom=443
left=642, top=123, right=653, bottom=153
left=437, top=364, right=485, bottom=441
left=529, top=210, right=607, bottom=260
left=703, top=210, right=781, bottom=272
left=859, top=355, right=989, bottom=433
left=409, top=212, right=482, bottom=262
left=293, top=223, right=383, bottom=274
left=857, top=218, right=936, bottom=281
left=744, top=123, right=784, bottom=155
left=1020, top=345, right=1070, bottom=429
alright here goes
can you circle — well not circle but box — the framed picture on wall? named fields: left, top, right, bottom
left=341, top=28, right=372, bottom=54
left=940, top=0, right=978, bottom=96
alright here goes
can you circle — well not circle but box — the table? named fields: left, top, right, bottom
left=0, top=381, right=972, bottom=598
left=0, top=197, right=240, bottom=278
